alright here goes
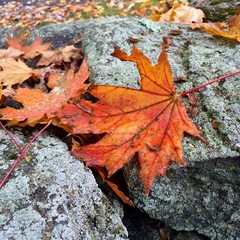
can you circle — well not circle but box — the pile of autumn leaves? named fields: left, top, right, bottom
left=0, top=37, right=89, bottom=127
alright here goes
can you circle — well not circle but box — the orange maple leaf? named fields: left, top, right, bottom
left=56, top=45, right=202, bottom=196
left=7, top=37, right=51, bottom=59
left=0, top=58, right=90, bottom=126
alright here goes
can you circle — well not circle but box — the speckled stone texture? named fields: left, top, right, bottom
left=0, top=128, right=128, bottom=240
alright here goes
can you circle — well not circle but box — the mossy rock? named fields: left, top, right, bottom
left=189, top=0, right=238, bottom=22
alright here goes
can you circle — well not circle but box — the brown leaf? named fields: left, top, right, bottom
left=128, top=36, right=141, bottom=43
left=61, top=45, right=81, bottom=62
left=91, top=165, right=134, bottom=206
left=169, top=29, right=183, bottom=35
left=191, top=11, right=240, bottom=42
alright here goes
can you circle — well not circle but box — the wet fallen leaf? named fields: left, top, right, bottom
left=57, top=45, right=202, bottom=196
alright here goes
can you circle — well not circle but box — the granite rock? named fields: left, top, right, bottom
left=0, top=128, right=128, bottom=240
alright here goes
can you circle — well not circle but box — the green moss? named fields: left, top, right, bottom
left=82, top=12, right=90, bottom=19
left=201, top=3, right=238, bottom=22
left=68, top=13, right=76, bottom=19
left=6, top=152, right=18, bottom=160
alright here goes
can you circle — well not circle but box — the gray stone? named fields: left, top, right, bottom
left=28, top=20, right=91, bottom=49
left=0, top=128, right=128, bottom=239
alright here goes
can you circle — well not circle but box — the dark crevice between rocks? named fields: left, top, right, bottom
left=123, top=205, right=210, bottom=240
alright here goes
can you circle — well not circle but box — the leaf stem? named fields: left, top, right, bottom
left=179, top=70, right=240, bottom=97
left=0, top=122, right=51, bottom=189
left=0, top=122, right=23, bottom=152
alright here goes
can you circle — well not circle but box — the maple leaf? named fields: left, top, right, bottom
left=7, top=37, right=51, bottom=59
left=191, top=9, right=240, bottom=42
left=0, top=58, right=90, bottom=126
left=90, top=164, right=134, bottom=206
left=56, top=45, right=202, bottom=196
left=0, top=58, right=38, bottom=86
left=36, top=45, right=81, bottom=66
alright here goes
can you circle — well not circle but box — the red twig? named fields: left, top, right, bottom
left=0, top=122, right=51, bottom=189
left=0, top=122, right=23, bottom=152
left=179, top=70, right=240, bottom=97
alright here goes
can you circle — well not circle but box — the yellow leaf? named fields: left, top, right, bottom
left=0, top=58, right=37, bottom=86
left=160, top=3, right=205, bottom=24
left=191, top=12, right=240, bottom=42
left=0, top=47, right=23, bottom=59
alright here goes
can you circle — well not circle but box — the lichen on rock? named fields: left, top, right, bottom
left=0, top=128, right=128, bottom=239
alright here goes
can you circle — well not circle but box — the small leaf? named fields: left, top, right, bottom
left=0, top=58, right=37, bottom=86
left=0, top=47, right=23, bottom=59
